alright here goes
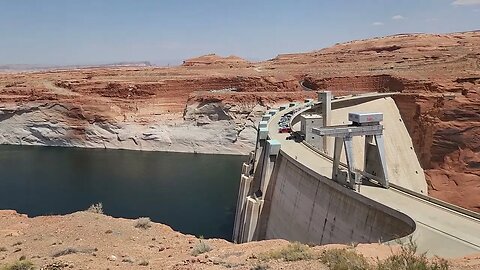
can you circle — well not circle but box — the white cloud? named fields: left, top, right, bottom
left=452, top=0, right=480, bottom=5
left=392, top=15, right=405, bottom=20
left=372, top=22, right=384, bottom=26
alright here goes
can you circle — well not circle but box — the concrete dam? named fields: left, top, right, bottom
left=233, top=92, right=480, bottom=258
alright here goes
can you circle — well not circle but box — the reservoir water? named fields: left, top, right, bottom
left=0, top=145, right=244, bottom=240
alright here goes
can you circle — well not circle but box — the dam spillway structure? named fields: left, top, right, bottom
left=233, top=91, right=480, bottom=258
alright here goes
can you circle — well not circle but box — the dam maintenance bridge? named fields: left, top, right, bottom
left=233, top=91, right=480, bottom=258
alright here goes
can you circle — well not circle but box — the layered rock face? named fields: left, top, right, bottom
left=0, top=65, right=308, bottom=154
left=0, top=32, right=479, bottom=211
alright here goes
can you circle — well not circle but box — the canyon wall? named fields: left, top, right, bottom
left=0, top=69, right=309, bottom=154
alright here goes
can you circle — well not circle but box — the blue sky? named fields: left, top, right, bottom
left=0, top=0, right=479, bottom=66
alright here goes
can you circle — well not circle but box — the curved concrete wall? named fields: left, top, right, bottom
left=263, top=151, right=416, bottom=245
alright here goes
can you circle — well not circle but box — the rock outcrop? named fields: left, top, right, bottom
left=182, top=54, right=250, bottom=67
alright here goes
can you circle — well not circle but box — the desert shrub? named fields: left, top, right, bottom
left=1, top=260, right=34, bottom=270
left=376, top=240, right=449, bottom=270
left=260, top=242, right=312, bottom=262
left=121, top=257, right=134, bottom=263
left=52, top=247, right=96, bottom=258
left=251, top=264, right=269, bottom=270
left=52, top=247, right=79, bottom=258
left=87, top=203, right=103, bottom=214
left=320, top=248, right=370, bottom=270
left=319, top=239, right=449, bottom=270
left=0, top=247, right=7, bottom=252
left=134, top=217, right=151, bottom=229
left=39, top=262, right=70, bottom=270
left=138, top=259, right=149, bottom=266
left=191, top=240, right=212, bottom=256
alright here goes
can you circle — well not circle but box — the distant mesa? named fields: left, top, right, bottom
left=0, top=61, right=152, bottom=72
left=182, top=53, right=249, bottom=67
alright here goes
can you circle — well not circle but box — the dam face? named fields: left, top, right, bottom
left=0, top=145, right=244, bottom=239
left=264, top=153, right=415, bottom=244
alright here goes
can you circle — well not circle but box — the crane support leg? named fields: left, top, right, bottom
left=343, top=136, right=357, bottom=189
left=374, top=134, right=389, bottom=188
left=332, top=137, right=343, bottom=181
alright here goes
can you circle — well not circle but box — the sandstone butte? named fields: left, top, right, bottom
left=0, top=31, right=479, bottom=268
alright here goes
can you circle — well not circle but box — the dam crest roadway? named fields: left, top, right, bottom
left=233, top=91, right=480, bottom=258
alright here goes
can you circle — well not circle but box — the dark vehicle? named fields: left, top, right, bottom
left=278, top=127, right=292, bottom=133
left=286, top=131, right=305, bottom=142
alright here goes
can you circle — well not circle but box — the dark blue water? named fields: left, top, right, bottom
left=0, top=145, right=244, bottom=240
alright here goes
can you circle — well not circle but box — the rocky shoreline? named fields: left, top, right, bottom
left=0, top=101, right=264, bottom=155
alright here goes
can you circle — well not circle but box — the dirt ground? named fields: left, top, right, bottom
left=0, top=210, right=479, bottom=270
